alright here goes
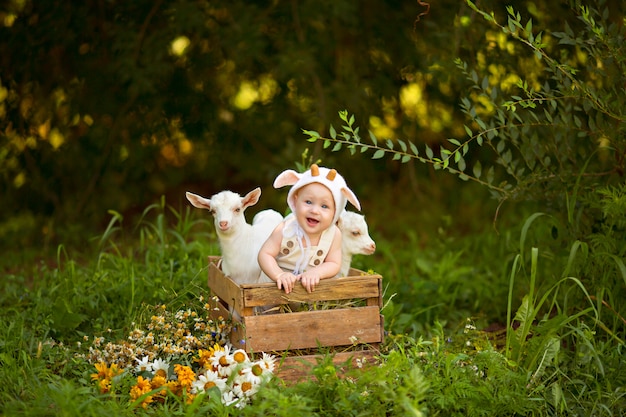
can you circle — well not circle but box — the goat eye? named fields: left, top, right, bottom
left=352, top=231, right=360, bottom=236
left=235, top=208, right=241, bottom=213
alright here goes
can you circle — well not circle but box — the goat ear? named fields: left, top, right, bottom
left=336, top=214, right=343, bottom=227
left=341, top=188, right=361, bottom=211
left=242, top=187, right=262, bottom=209
left=273, top=170, right=301, bottom=188
left=186, top=192, right=212, bottom=210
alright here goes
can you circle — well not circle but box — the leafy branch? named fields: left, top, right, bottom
left=303, top=110, right=510, bottom=196
left=304, top=1, right=624, bottom=212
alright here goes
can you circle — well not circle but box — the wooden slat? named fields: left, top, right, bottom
left=207, top=259, right=248, bottom=314
left=241, top=306, right=382, bottom=352
left=275, top=349, right=380, bottom=383
left=241, top=275, right=382, bottom=307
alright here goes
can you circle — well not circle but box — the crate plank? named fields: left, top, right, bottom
left=275, top=349, right=379, bottom=383
left=241, top=306, right=382, bottom=352
left=207, top=260, right=250, bottom=315
left=240, top=276, right=382, bottom=307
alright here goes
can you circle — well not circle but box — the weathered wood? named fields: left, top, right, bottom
left=240, top=275, right=382, bottom=307
left=207, top=259, right=251, bottom=315
left=241, top=306, right=382, bottom=352
left=206, top=256, right=385, bottom=373
left=275, top=349, right=380, bottom=383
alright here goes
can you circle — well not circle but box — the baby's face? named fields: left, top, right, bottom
left=294, top=183, right=335, bottom=236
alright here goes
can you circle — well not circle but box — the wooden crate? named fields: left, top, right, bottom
left=206, top=256, right=384, bottom=382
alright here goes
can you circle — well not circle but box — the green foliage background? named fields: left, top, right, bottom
left=1, top=0, right=626, bottom=413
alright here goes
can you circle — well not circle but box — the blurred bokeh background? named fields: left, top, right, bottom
left=1, top=0, right=623, bottom=259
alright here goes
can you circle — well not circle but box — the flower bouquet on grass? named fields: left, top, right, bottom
left=80, top=298, right=276, bottom=409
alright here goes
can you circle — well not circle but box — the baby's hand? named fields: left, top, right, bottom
left=299, top=272, right=321, bottom=293
left=276, top=272, right=299, bottom=294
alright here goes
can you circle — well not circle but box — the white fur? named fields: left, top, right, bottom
left=186, top=188, right=283, bottom=284
left=337, top=211, right=376, bottom=277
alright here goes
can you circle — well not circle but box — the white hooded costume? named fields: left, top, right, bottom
left=258, top=164, right=360, bottom=282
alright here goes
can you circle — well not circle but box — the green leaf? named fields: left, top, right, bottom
left=457, top=156, right=466, bottom=171
left=329, top=124, right=337, bottom=139
left=410, top=142, right=419, bottom=155
left=392, top=153, right=401, bottom=161
left=425, top=145, right=434, bottom=159
left=386, top=139, right=394, bottom=150
left=525, top=18, right=533, bottom=35
left=302, top=129, right=320, bottom=138
left=401, top=155, right=411, bottom=163
left=332, top=142, right=342, bottom=152
left=372, top=149, right=385, bottom=159
left=360, top=145, right=368, bottom=153
left=464, top=125, right=473, bottom=137
left=398, top=139, right=407, bottom=152
left=368, top=130, right=378, bottom=146
left=487, top=166, right=495, bottom=184
left=323, top=139, right=331, bottom=149
left=473, top=160, right=482, bottom=178
left=448, top=138, right=461, bottom=146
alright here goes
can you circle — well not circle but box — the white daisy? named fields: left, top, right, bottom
left=191, top=369, right=227, bottom=394
left=151, top=358, right=170, bottom=378
left=210, top=345, right=236, bottom=377
left=222, top=390, right=246, bottom=408
left=258, top=352, right=276, bottom=373
left=232, top=373, right=260, bottom=398
left=134, top=355, right=153, bottom=373
left=231, top=349, right=250, bottom=365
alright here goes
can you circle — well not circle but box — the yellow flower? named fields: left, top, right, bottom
left=151, top=375, right=167, bottom=389
left=91, top=362, right=109, bottom=381
left=194, top=349, right=213, bottom=369
left=174, top=364, right=196, bottom=389
left=91, top=362, right=123, bottom=383
left=97, top=378, right=111, bottom=394
left=208, top=343, right=224, bottom=355
left=108, top=363, right=123, bottom=378
left=130, top=376, right=154, bottom=408
left=166, top=380, right=181, bottom=396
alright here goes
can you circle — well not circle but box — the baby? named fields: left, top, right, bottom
left=258, top=164, right=361, bottom=294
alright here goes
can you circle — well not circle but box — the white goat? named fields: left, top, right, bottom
left=185, top=188, right=283, bottom=284
left=336, top=211, right=376, bottom=277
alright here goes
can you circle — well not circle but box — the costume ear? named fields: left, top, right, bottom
left=341, top=188, right=361, bottom=211
left=186, top=192, right=212, bottom=210
left=273, top=170, right=301, bottom=188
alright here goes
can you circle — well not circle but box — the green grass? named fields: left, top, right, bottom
left=1, top=193, right=625, bottom=416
